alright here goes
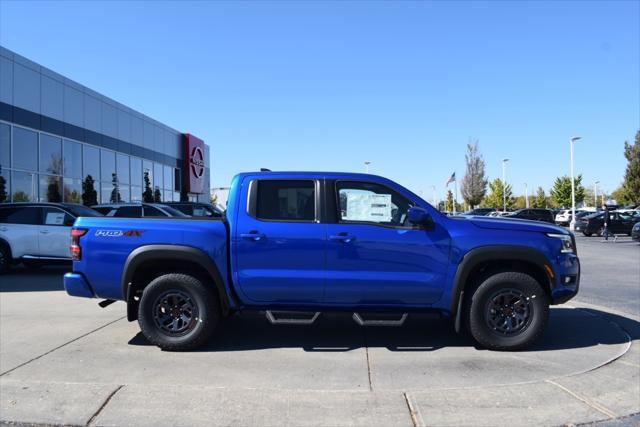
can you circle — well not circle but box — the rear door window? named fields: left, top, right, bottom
left=255, top=180, right=316, bottom=221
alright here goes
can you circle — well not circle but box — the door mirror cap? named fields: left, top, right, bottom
left=407, top=207, right=433, bottom=227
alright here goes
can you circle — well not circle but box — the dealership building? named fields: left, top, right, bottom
left=0, top=46, right=210, bottom=206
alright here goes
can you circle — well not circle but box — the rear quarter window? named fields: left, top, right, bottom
left=0, top=206, right=41, bottom=225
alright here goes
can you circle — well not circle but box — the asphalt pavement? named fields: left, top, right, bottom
left=0, top=236, right=638, bottom=426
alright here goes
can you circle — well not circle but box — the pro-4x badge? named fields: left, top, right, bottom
left=95, top=230, right=144, bottom=237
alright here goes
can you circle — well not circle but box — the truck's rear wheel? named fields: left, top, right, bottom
left=466, top=272, right=549, bottom=351
left=138, top=273, right=220, bottom=351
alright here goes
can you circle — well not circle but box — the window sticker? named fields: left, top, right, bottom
left=344, top=192, right=392, bottom=222
left=45, top=212, right=65, bottom=225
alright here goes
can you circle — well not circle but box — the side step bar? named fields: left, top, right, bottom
left=266, top=310, right=321, bottom=325
left=352, top=312, right=408, bottom=327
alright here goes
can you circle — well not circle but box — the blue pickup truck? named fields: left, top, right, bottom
left=64, top=172, right=579, bottom=351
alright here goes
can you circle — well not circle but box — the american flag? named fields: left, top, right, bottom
left=445, top=172, right=456, bottom=186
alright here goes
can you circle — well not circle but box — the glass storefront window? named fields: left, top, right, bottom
left=131, top=157, right=142, bottom=187
left=143, top=160, right=153, bottom=189
left=11, top=171, right=36, bottom=202
left=0, top=168, right=9, bottom=203
left=0, top=123, right=10, bottom=169
left=63, top=140, right=82, bottom=179
left=101, top=149, right=116, bottom=183
left=119, top=185, right=130, bottom=203
left=40, top=134, right=62, bottom=175
left=63, top=178, right=82, bottom=204
left=13, top=127, right=38, bottom=171
left=174, top=168, right=181, bottom=192
left=163, top=190, right=173, bottom=202
left=153, top=163, right=163, bottom=191
left=163, top=165, right=173, bottom=191
left=83, top=145, right=100, bottom=182
left=131, top=185, right=142, bottom=202
left=39, top=174, right=62, bottom=202
left=117, top=154, right=130, bottom=184
left=173, top=191, right=180, bottom=202
left=101, top=182, right=115, bottom=204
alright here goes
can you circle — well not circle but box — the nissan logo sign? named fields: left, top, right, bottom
left=190, top=146, right=205, bottom=179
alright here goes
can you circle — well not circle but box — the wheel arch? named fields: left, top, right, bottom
left=451, top=245, right=554, bottom=333
left=121, top=245, right=231, bottom=321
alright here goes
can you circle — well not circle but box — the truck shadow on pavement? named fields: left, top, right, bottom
left=128, top=307, right=638, bottom=353
left=0, top=266, right=68, bottom=292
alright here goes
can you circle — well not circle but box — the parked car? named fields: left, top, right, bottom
left=632, top=222, right=640, bottom=242
left=0, top=202, right=102, bottom=272
left=92, top=203, right=189, bottom=218
left=574, top=211, right=639, bottom=236
left=487, top=211, right=511, bottom=217
left=65, top=171, right=579, bottom=352
left=556, top=209, right=592, bottom=226
left=165, top=202, right=224, bottom=218
left=463, top=208, right=495, bottom=216
left=506, top=209, right=555, bottom=223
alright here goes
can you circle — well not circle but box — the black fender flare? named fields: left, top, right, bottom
left=121, top=245, right=231, bottom=320
left=451, top=245, right=554, bottom=333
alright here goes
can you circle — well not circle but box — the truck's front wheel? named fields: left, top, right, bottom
left=138, top=273, right=220, bottom=351
left=466, top=272, right=549, bottom=351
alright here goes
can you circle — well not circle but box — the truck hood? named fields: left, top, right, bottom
left=464, top=216, right=568, bottom=234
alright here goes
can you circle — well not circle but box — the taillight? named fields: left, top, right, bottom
left=70, top=228, right=88, bottom=261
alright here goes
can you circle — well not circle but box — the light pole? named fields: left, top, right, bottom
left=502, top=158, right=509, bottom=212
left=524, top=182, right=529, bottom=208
left=569, top=136, right=581, bottom=231
left=364, top=161, right=371, bottom=173
left=594, top=180, right=600, bottom=208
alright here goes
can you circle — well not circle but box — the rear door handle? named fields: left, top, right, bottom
left=240, top=232, right=266, bottom=241
left=329, top=234, right=356, bottom=243
left=40, top=230, right=50, bottom=234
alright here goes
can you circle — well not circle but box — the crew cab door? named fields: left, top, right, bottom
left=234, top=178, right=325, bottom=304
left=324, top=180, right=450, bottom=306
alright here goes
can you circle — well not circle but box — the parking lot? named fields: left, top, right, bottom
left=1, top=236, right=639, bottom=426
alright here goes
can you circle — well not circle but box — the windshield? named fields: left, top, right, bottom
left=157, top=205, right=189, bottom=217
left=63, top=204, right=103, bottom=217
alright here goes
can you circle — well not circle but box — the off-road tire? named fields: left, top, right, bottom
left=138, top=273, right=220, bottom=351
left=466, top=271, right=549, bottom=351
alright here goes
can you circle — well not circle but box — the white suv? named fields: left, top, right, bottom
left=0, top=203, right=102, bottom=273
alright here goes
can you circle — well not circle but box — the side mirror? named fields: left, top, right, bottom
left=407, top=207, right=433, bottom=228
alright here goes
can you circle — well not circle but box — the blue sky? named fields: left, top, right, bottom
left=1, top=0, right=638, bottom=202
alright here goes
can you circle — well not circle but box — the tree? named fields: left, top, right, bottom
left=110, top=173, right=122, bottom=203
left=513, top=195, right=526, bottom=209
left=550, top=175, right=585, bottom=208
left=46, top=176, right=61, bottom=202
left=482, top=178, right=514, bottom=209
left=460, top=140, right=488, bottom=208
left=531, top=187, right=548, bottom=208
left=143, top=171, right=154, bottom=203
left=445, top=189, right=454, bottom=212
left=81, top=175, right=98, bottom=206
left=611, top=187, right=629, bottom=205
left=153, top=187, right=162, bottom=203
left=210, top=192, right=218, bottom=205
left=12, top=191, right=29, bottom=202
left=620, top=130, right=640, bottom=204
left=0, top=175, right=7, bottom=202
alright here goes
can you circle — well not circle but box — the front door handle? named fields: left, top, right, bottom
left=241, top=232, right=266, bottom=241
left=0, top=226, right=7, bottom=232
left=40, top=230, right=50, bottom=234
left=329, top=233, right=356, bottom=243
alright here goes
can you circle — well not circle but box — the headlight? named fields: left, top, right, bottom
left=547, top=233, right=575, bottom=253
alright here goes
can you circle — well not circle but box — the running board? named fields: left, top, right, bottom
left=265, top=310, right=320, bottom=325
left=352, top=312, right=408, bottom=326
